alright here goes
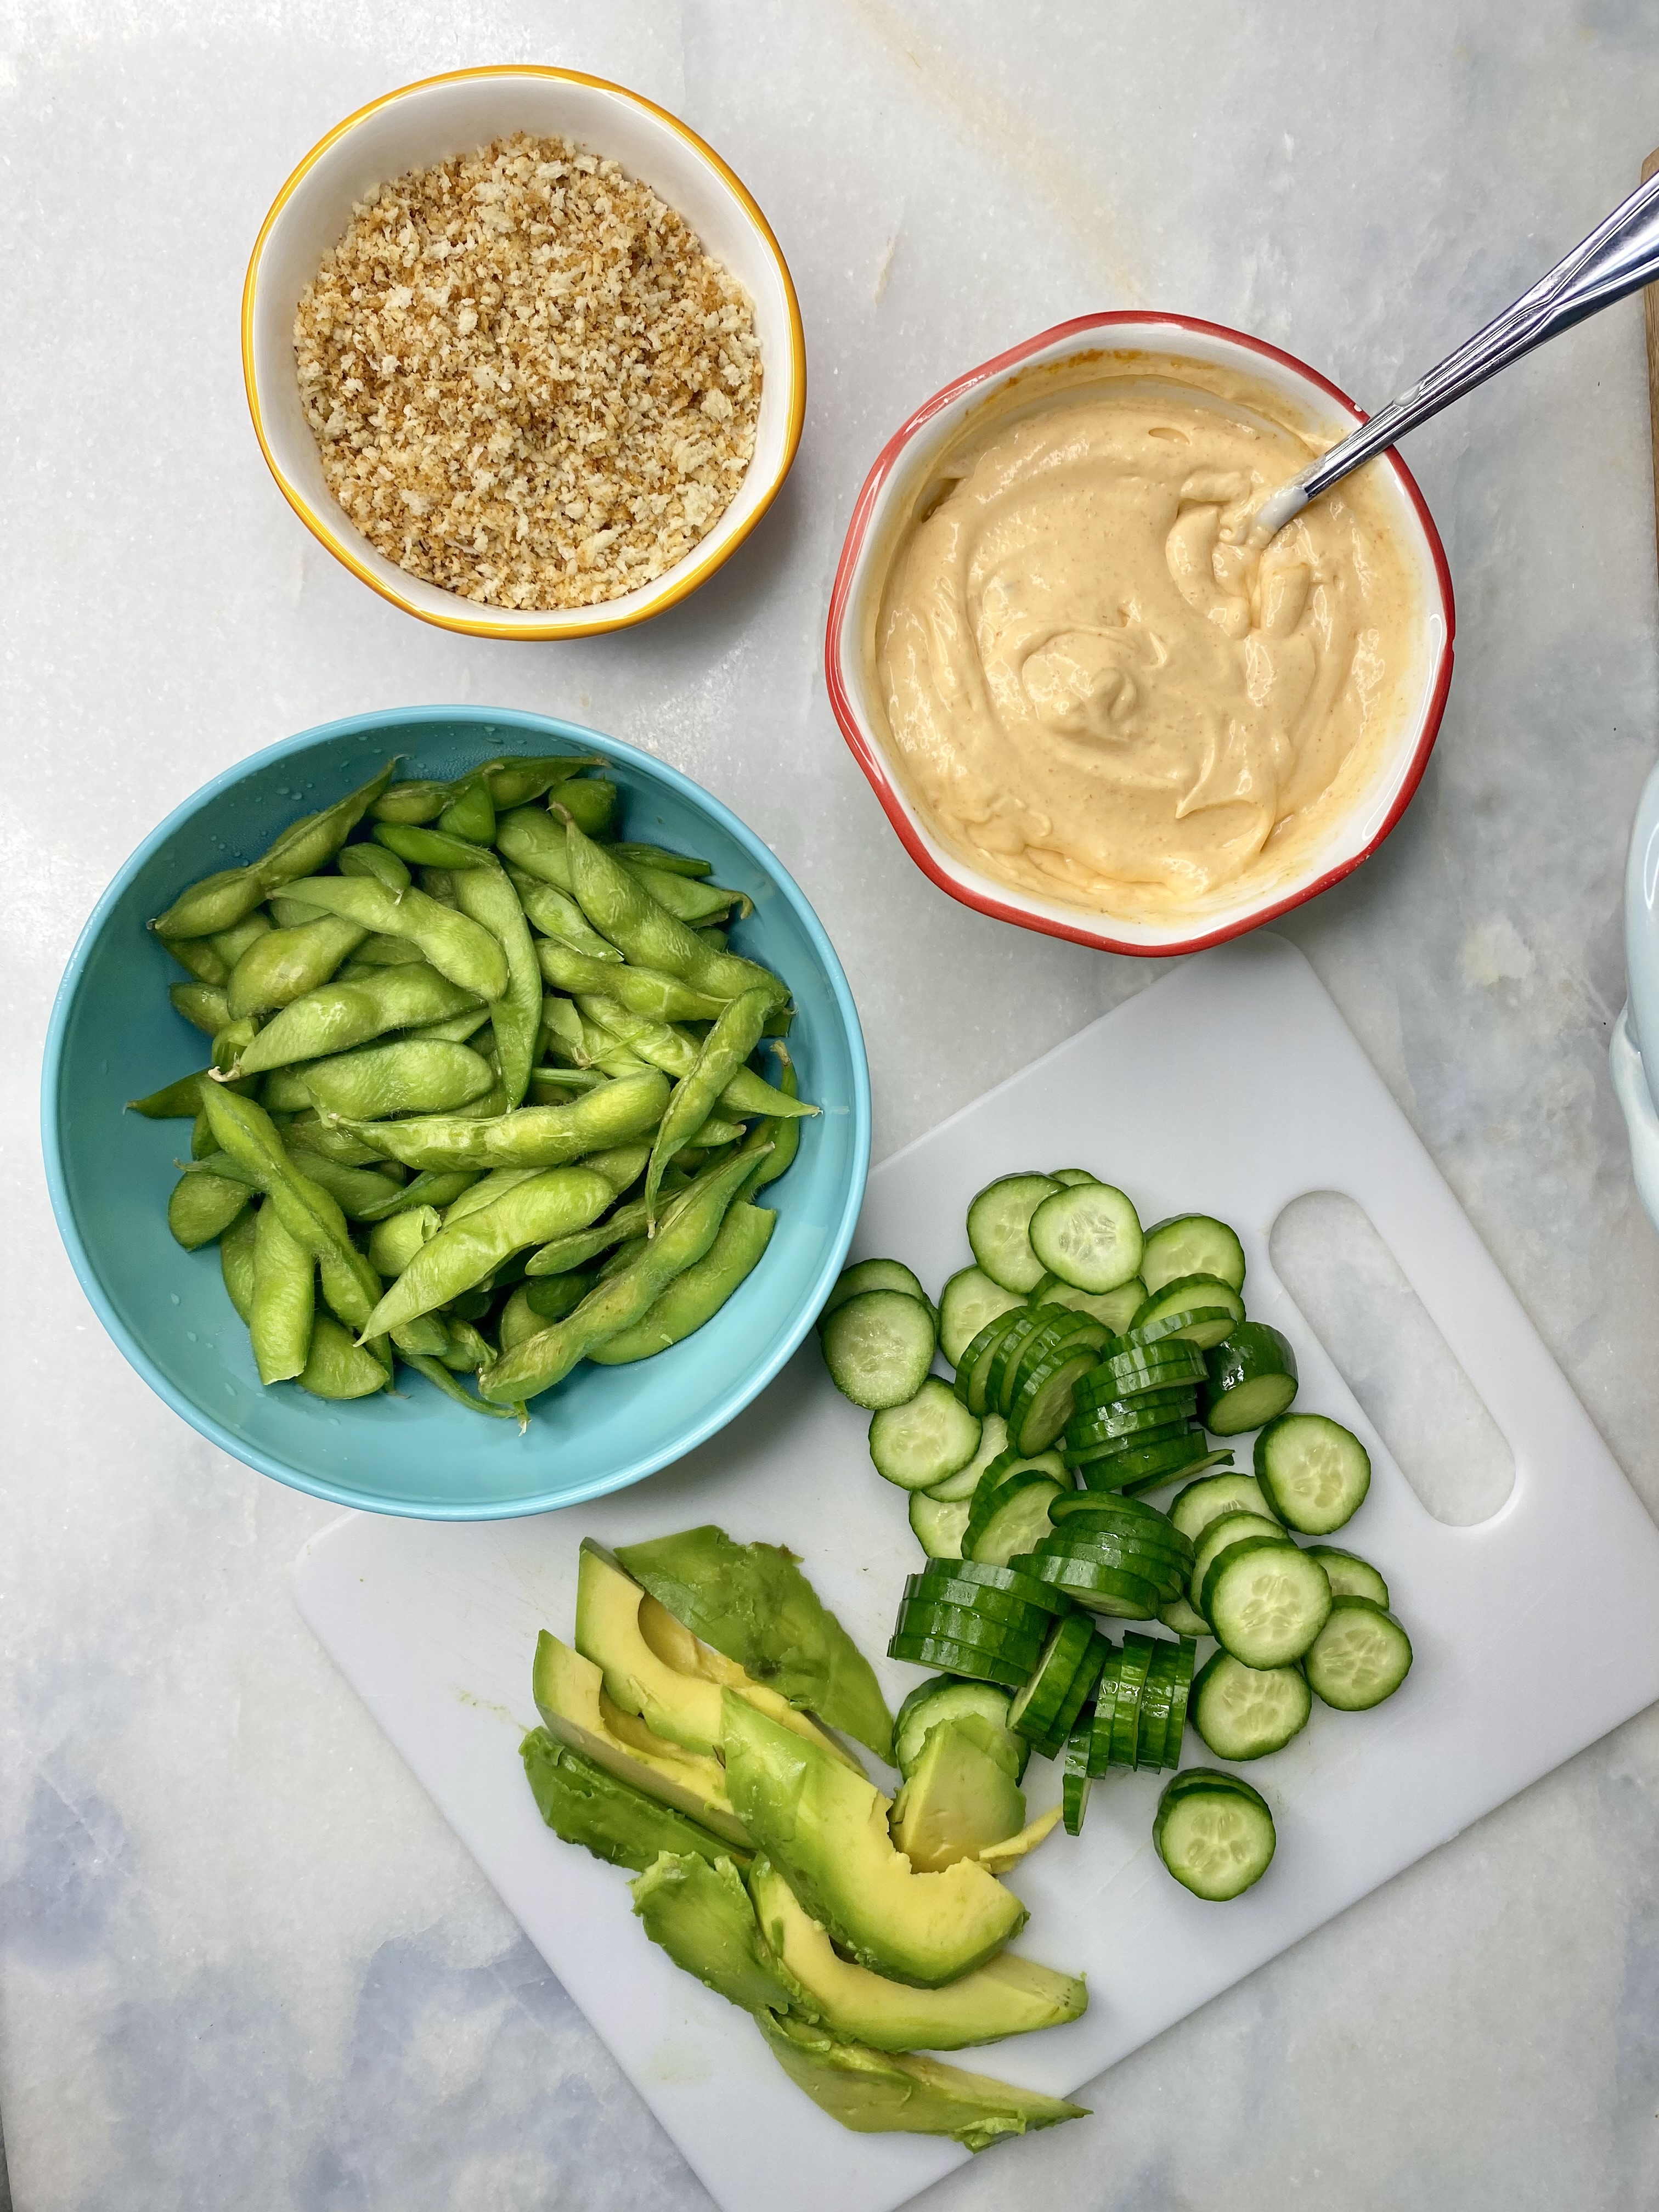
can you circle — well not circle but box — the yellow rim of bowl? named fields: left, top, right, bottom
left=241, top=64, right=808, bottom=641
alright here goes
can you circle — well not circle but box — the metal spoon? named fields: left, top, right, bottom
left=1254, top=167, right=1659, bottom=538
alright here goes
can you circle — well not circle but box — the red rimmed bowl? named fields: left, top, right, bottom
left=825, top=312, right=1455, bottom=957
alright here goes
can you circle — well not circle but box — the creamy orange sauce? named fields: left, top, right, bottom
left=868, top=355, right=1423, bottom=919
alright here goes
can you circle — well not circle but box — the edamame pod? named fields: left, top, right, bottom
left=745, top=1046, right=803, bottom=1192
left=151, top=763, right=393, bottom=938
left=507, top=870, right=623, bottom=963
left=163, top=935, right=231, bottom=985
left=198, top=1087, right=381, bottom=1332
left=285, top=1147, right=408, bottom=1221
left=354, top=1169, right=478, bottom=1222
left=167, top=1169, right=250, bottom=1249
left=282, top=1114, right=397, bottom=1169
left=370, top=756, right=599, bottom=824
left=644, top=988, right=771, bottom=1224
left=577, top=996, right=815, bottom=1121
left=533, top=938, right=726, bottom=1022
left=278, top=876, right=509, bottom=1002
left=250, top=1199, right=315, bottom=1384
left=338, top=842, right=411, bottom=893
left=479, top=1148, right=761, bottom=1402
left=348, top=933, right=431, bottom=967
left=587, top=1200, right=776, bottom=1364
left=453, top=862, right=541, bottom=1108
left=367, top=1206, right=442, bottom=1277
left=374, top=823, right=494, bottom=872
left=170, top=981, right=230, bottom=1036
left=611, top=844, right=714, bottom=878
left=301, top=1040, right=496, bottom=1120
left=627, top=865, right=749, bottom=926
left=227, top=914, right=369, bottom=1019
left=129, top=1069, right=232, bottom=1119
left=338, top=1068, right=669, bottom=1171
left=405, top=1353, right=521, bottom=1419
left=560, top=778, right=618, bottom=837
left=212, top=1017, right=259, bottom=1075
left=297, top=1315, right=390, bottom=1400
left=220, top=1205, right=259, bottom=1323
left=233, top=967, right=483, bottom=1075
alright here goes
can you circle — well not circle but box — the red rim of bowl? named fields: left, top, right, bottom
left=823, top=309, right=1457, bottom=959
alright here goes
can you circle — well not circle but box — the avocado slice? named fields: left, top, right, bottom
left=532, top=1628, right=750, bottom=1847
left=630, top=1850, right=797, bottom=2017
left=976, top=1804, right=1064, bottom=1874
left=521, top=1729, right=742, bottom=1872
left=890, top=1720, right=1027, bottom=1873
left=758, top=2014, right=1087, bottom=2150
left=574, top=1542, right=860, bottom=1769
left=721, top=1693, right=1026, bottom=1987
left=617, top=1524, right=894, bottom=1762
left=749, top=1857, right=1086, bottom=2051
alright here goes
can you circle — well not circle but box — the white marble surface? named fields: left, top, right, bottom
left=4, top=3, right=1659, bottom=2207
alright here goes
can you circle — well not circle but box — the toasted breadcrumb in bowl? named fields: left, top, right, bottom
left=244, top=68, right=806, bottom=639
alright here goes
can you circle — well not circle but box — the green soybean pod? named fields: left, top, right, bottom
left=349, top=933, right=431, bottom=967
left=198, top=1086, right=381, bottom=1332
left=338, top=842, right=412, bottom=892
left=278, top=876, right=509, bottom=1001
left=211, top=1017, right=259, bottom=1075
left=355, top=1168, right=478, bottom=1222
left=533, top=938, right=726, bottom=1022
left=171, top=981, right=230, bottom=1036
left=235, top=968, right=482, bottom=1075
left=494, top=805, right=578, bottom=890
left=375, top=823, right=495, bottom=872
left=261, top=1065, right=317, bottom=1111
left=746, top=1045, right=803, bottom=1191
left=190, top=1109, right=218, bottom=1159
left=484, top=754, right=603, bottom=808
left=506, top=866, right=623, bottom=965
left=588, top=1200, right=776, bottom=1364
left=404, top=1353, right=521, bottom=1420
left=439, top=775, right=495, bottom=843
left=405, top=1007, right=493, bottom=1046
left=479, top=1147, right=760, bottom=1402
left=250, top=1199, right=315, bottom=1384
left=129, top=1069, right=217, bottom=1119
left=453, top=863, right=541, bottom=1108
left=437, top=1316, right=496, bottom=1372
left=338, top=1067, right=669, bottom=1171
left=497, top=1284, right=544, bottom=1353
left=228, top=913, right=369, bottom=1019
left=367, top=1206, right=442, bottom=1277
left=163, top=934, right=230, bottom=985
left=442, top=1167, right=544, bottom=1224
left=577, top=1141, right=652, bottom=1192
left=540, top=995, right=588, bottom=1065
left=644, top=988, right=770, bottom=1223
left=359, top=1166, right=615, bottom=1339
left=150, top=763, right=393, bottom=938
left=286, top=1146, right=407, bottom=1221
left=167, top=1169, right=250, bottom=1249
left=301, top=1040, right=496, bottom=1120
left=370, top=779, right=451, bottom=825
left=419, top=868, right=459, bottom=909
left=280, top=1114, right=394, bottom=1169
left=220, top=1204, right=259, bottom=1324
left=577, top=996, right=814, bottom=1122
left=558, top=778, right=617, bottom=838
left=297, top=1314, right=391, bottom=1400
left=207, top=912, right=274, bottom=972
left=610, top=844, right=715, bottom=879
left=626, top=865, right=748, bottom=926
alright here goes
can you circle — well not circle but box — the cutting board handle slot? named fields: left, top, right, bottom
left=1269, top=1189, right=1515, bottom=1527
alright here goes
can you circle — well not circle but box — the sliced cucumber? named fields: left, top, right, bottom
left=821, top=1289, right=937, bottom=1410
left=868, top=1379, right=982, bottom=1491
left=909, top=1488, right=970, bottom=1560
left=1136, top=1649, right=1176, bottom=1770
left=1087, top=1646, right=1121, bottom=1774
left=1010, top=1612, right=1100, bottom=1743
left=821, top=1257, right=931, bottom=1329
left=902, top=1574, right=1051, bottom=1634
left=885, top=1632, right=1031, bottom=1691
left=1304, top=1596, right=1413, bottom=1709
left=1037, top=1633, right=1108, bottom=1760
left=1093, top=1338, right=1209, bottom=1397
left=1005, top=1311, right=1108, bottom=1417
left=967, top=1478, right=1066, bottom=1568
left=911, top=1556, right=1074, bottom=1617
left=1028, top=1181, right=1143, bottom=1294
left=1304, top=1545, right=1389, bottom=1609
left=1062, top=1716, right=1093, bottom=1835
left=1187, top=1511, right=1286, bottom=1612
left=1254, top=1413, right=1370, bottom=1533
left=1201, top=1324, right=1298, bottom=1435
left=1141, top=1215, right=1247, bottom=1296
left=938, top=1266, right=1026, bottom=1367
left=1159, top=1594, right=1213, bottom=1639
left=1011, top=1342, right=1104, bottom=1455
left=895, top=1602, right=1045, bottom=1663
left=952, top=1309, right=1025, bottom=1415
left=1155, top=1770, right=1276, bottom=1899
left=1034, top=1274, right=1146, bottom=1331
left=1048, top=1489, right=1188, bottom=1541
left=1109, top=1633, right=1158, bottom=1767
left=966, top=1173, right=1060, bottom=1294
left=1203, top=1537, right=1332, bottom=1668
left=1033, top=1531, right=1187, bottom=1605
left=927, top=1411, right=1009, bottom=1502
left=1025, top=1552, right=1162, bottom=1618
left=984, top=1308, right=1053, bottom=1417
left=1169, top=1471, right=1279, bottom=1543
left=1127, top=1273, right=1246, bottom=1350
left=892, top=1676, right=1020, bottom=1776
left=972, top=1446, right=1068, bottom=1502
left=1192, top=1650, right=1312, bottom=1759
left=1048, top=1168, right=1099, bottom=1187
left=1066, top=1400, right=1197, bottom=1451
left=1159, top=1637, right=1198, bottom=1768
left=1076, top=1436, right=1224, bottom=1494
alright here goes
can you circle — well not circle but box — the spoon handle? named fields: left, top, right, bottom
left=1257, top=167, right=1659, bottom=534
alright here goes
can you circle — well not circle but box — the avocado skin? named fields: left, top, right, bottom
left=521, top=1729, right=739, bottom=1873
left=616, top=1526, right=894, bottom=1761
left=758, top=2015, right=1088, bottom=2151
left=630, top=1850, right=798, bottom=2017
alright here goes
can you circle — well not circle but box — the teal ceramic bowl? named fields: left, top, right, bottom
left=42, top=707, right=870, bottom=1519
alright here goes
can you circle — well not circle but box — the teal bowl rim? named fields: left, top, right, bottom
left=40, top=704, right=872, bottom=1519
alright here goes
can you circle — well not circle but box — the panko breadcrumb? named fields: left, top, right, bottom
left=294, top=133, right=763, bottom=611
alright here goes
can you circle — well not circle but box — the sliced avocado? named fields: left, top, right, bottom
left=575, top=1542, right=860, bottom=1769
left=976, top=1804, right=1064, bottom=1874
left=749, top=1857, right=1086, bottom=2051
left=532, top=1629, right=749, bottom=1848
left=758, top=2013, right=1087, bottom=2150
left=617, top=1524, right=894, bottom=1761
left=890, top=1719, right=1026, bottom=1873
left=521, top=1729, right=741, bottom=1872
left=630, top=1850, right=797, bottom=2017
left=721, top=1693, right=1026, bottom=1988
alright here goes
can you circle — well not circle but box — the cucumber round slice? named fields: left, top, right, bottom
left=1192, top=1650, right=1312, bottom=1759
left=1062, top=1716, right=1093, bottom=1834
left=903, top=1574, right=1052, bottom=1632
left=1169, top=1471, right=1280, bottom=1543
left=1303, top=1596, right=1413, bottom=1709
left=967, top=1478, right=1066, bottom=1568
left=895, top=1602, right=1046, bottom=1662
left=1086, top=1646, right=1121, bottom=1774
left=1073, top=1370, right=1197, bottom=1419
left=1039, top=1633, right=1108, bottom=1760
left=1136, top=1651, right=1176, bottom=1771
left=1095, top=1339, right=1209, bottom=1396
left=966, top=1173, right=1061, bottom=1294
left=1009, top=1612, right=1101, bottom=1743
left=1155, top=1772, right=1276, bottom=1899
left=1116, top=1448, right=1237, bottom=1498
left=1160, top=1638, right=1198, bottom=1768
left=892, top=1677, right=1020, bottom=1777
left=952, top=1310, right=1025, bottom=1415
left=1159, top=1594, right=1212, bottom=1639
left=1304, top=1546, right=1389, bottom=1609
left=1188, top=1511, right=1288, bottom=1612
left=868, top=1379, right=983, bottom=1491
left=1201, top=1324, right=1298, bottom=1435
left=886, top=1632, right=1031, bottom=1690
left=820, top=1257, right=930, bottom=1329
left=1047, top=1168, right=1100, bottom=1187
left=821, top=1289, right=937, bottom=1410
left=1005, top=1311, right=1109, bottom=1418
left=1034, top=1274, right=1146, bottom=1331
left=1011, top=1345, right=1103, bottom=1456
left=1048, top=1489, right=1186, bottom=1537
left=1108, top=1632, right=1158, bottom=1767
left=1024, top=1553, right=1163, bottom=1618
left=1254, top=1413, right=1371, bottom=1532
left=1074, top=1435, right=1221, bottom=1493
left=972, top=1446, right=1068, bottom=1500
left=1037, top=1508, right=1192, bottom=1570
left=1033, top=1532, right=1187, bottom=1603
left=984, top=1309, right=1052, bottom=1417
left=1067, top=1423, right=1200, bottom=1473
left=909, top=1488, right=970, bottom=1560
left=912, top=1557, right=1074, bottom=1616
left=1028, top=1181, right=1144, bottom=1293
left=1067, top=1398, right=1197, bottom=1449
left=1127, top=1273, right=1246, bottom=1350
left=1204, top=1538, right=1333, bottom=1667
left=927, top=1410, right=1010, bottom=1502
left=938, top=1266, right=1027, bottom=1367
left=1141, top=1215, right=1247, bottom=1296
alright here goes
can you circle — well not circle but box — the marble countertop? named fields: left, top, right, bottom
left=5, top=3, right=1659, bottom=2207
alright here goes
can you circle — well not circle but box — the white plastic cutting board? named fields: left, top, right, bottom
left=294, top=933, right=1659, bottom=2212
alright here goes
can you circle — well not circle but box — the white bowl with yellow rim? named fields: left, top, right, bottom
left=242, top=66, right=806, bottom=641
